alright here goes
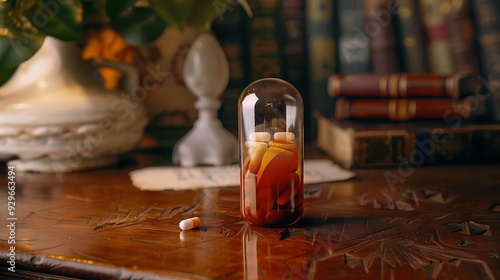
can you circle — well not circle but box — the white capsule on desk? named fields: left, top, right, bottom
left=274, top=132, right=295, bottom=141
left=249, top=132, right=271, bottom=142
left=179, top=217, right=201, bottom=230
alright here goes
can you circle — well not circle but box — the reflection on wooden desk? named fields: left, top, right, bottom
left=0, top=151, right=499, bottom=279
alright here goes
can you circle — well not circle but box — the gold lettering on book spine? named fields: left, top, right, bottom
left=389, top=100, right=411, bottom=121
left=446, top=75, right=455, bottom=98
left=389, top=100, right=397, bottom=120
left=389, top=75, right=399, bottom=98
left=399, top=75, right=408, bottom=97
left=398, top=99, right=410, bottom=121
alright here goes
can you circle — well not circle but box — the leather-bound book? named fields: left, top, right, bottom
left=337, top=0, right=370, bottom=74
left=305, top=0, right=336, bottom=140
left=447, top=0, right=480, bottom=75
left=334, top=97, right=479, bottom=121
left=212, top=6, right=249, bottom=134
left=279, top=0, right=306, bottom=94
left=247, top=0, right=284, bottom=80
left=420, top=0, right=454, bottom=75
left=328, top=73, right=478, bottom=99
left=471, top=0, right=500, bottom=121
left=396, top=0, right=428, bottom=73
left=317, top=115, right=500, bottom=168
left=363, top=0, right=400, bottom=73
left=280, top=0, right=308, bottom=139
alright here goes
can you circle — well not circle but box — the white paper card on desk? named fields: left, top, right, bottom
left=129, top=159, right=355, bottom=191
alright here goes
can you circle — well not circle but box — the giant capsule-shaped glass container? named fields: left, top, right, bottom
left=238, top=78, right=304, bottom=227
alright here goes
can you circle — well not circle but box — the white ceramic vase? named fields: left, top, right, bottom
left=0, top=37, right=148, bottom=173
left=172, top=32, right=238, bottom=166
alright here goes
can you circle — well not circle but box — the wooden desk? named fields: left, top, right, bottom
left=1, top=147, right=499, bottom=279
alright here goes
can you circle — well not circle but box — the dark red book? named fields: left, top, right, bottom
left=447, top=0, right=480, bottom=75
left=334, top=97, right=480, bottom=121
left=328, top=73, right=478, bottom=99
left=364, top=0, right=400, bottom=73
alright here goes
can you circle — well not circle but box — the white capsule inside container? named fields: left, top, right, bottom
left=274, top=132, right=295, bottom=141
left=248, top=132, right=271, bottom=142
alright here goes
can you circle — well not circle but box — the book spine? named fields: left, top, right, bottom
left=363, top=0, right=400, bottom=73
left=337, top=0, right=371, bottom=74
left=247, top=0, right=284, bottom=81
left=328, top=73, right=461, bottom=99
left=317, top=117, right=500, bottom=168
left=279, top=0, right=307, bottom=94
left=316, top=116, right=411, bottom=168
left=212, top=6, right=249, bottom=134
left=471, top=0, right=500, bottom=121
left=414, top=126, right=499, bottom=164
left=279, top=0, right=308, bottom=139
left=420, top=0, right=455, bottom=75
left=446, top=0, right=480, bottom=75
left=305, top=0, right=336, bottom=139
left=474, top=130, right=500, bottom=162
left=396, top=0, right=428, bottom=73
left=334, top=97, right=474, bottom=120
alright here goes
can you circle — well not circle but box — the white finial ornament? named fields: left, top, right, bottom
left=173, top=32, right=238, bottom=166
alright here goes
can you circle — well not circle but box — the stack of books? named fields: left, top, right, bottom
left=317, top=73, right=500, bottom=168
left=328, top=73, right=484, bottom=121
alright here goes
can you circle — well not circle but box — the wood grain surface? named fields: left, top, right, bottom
left=0, top=147, right=499, bottom=279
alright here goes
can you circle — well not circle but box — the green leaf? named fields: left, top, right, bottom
left=188, top=0, right=231, bottom=29
left=0, top=7, right=45, bottom=69
left=0, top=35, right=45, bottom=69
left=110, top=7, right=167, bottom=46
left=105, top=0, right=137, bottom=18
left=22, top=0, right=84, bottom=42
left=0, top=66, right=17, bottom=87
left=150, top=0, right=195, bottom=30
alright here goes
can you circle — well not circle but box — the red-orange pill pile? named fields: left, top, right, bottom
left=242, top=139, right=303, bottom=226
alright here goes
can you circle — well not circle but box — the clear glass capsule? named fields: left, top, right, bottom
left=238, top=78, right=304, bottom=227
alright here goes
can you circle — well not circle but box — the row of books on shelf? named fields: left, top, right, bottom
left=212, top=0, right=308, bottom=135
left=210, top=0, right=500, bottom=168
left=212, top=0, right=500, bottom=134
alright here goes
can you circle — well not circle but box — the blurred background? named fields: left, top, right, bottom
left=0, top=0, right=499, bottom=169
